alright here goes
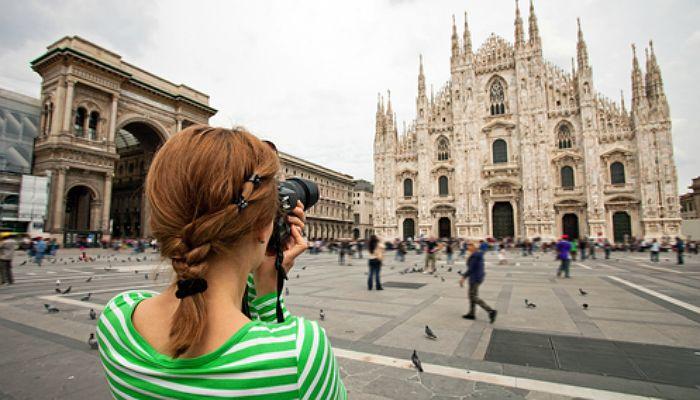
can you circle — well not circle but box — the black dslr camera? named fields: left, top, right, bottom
left=265, top=177, right=319, bottom=322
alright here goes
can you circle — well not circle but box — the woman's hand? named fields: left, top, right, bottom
left=253, top=202, right=308, bottom=296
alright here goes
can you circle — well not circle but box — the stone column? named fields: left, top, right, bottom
left=176, top=117, right=183, bottom=132
left=90, top=201, right=103, bottom=231
left=61, top=80, right=75, bottom=132
left=108, top=94, right=119, bottom=143
left=102, top=173, right=113, bottom=236
left=52, top=168, right=67, bottom=232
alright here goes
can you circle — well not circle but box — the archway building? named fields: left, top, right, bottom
left=373, top=3, right=680, bottom=242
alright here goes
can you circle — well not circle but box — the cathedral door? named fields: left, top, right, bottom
left=438, top=217, right=451, bottom=238
left=492, top=202, right=514, bottom=239
left=562, top=213, right=579, bottom=240
left=612, top=212, right=632, bottom=243
left=402, top=218, right=415, bottom=240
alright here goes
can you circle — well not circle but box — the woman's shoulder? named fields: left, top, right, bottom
left=101, top=290, right=157, bottom=318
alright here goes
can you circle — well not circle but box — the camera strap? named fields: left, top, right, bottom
left=274, top=246, right=287, bottom=323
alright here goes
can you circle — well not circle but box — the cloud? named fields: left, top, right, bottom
left=0, top=0, right=698, bottom=191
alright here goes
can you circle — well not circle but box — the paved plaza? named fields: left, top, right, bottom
left=0, top=247, right=699, bottom=399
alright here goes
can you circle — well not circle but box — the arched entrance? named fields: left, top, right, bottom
left=492, top=202, right=514, bottom=239
left=65, top=185, right=94, bottom=231
left=403, top=218, right=415, bottom=240
left=612, top=211, right=632, bottom=243
left=352, top=228, right=360, bottom=239
left=562, top=213, right=579, bottom=240
left=438, top=217, right=451, bottom=239
left=110, top=121, right=164, bottom=239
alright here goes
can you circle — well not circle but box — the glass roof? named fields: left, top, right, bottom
left=115, top=129, right=140, bottom=149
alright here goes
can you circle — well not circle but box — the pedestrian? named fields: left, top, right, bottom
left=603, top=239, right=611, bottom=259
left=0, top=233, right=17, bottom=285
left=579, top=237, right=587, bottom=261
left=357, top=240, right=363, bottom=259
left=570, top=238, right=578, bottom=261
left=589, top=239, right=597, bottom=260
left=675, top=236, right=685, bottom=265
left=459, top=240, right=467, bottom=258
left=460, top=242, right=497, bottom=323
left=424, top=236, right=438, bottom=274
left=33, top=237, right=47, bottom=267
left=650, top=238, right=660, bottom=262
left=338, top=241, right=347, bottom=265
left=367, top=235, right=383, bottom=291
left=446, top=240, right=454, bottom=265
left=556, top=235, right=572, bottom=278
left=397, top=240, right=406, bottom=262
left=479, top=240, right=489, bottom=253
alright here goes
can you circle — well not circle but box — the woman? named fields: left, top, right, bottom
left=367, top=235, right=383, bottom=290
left=97, top=126, right=346, bottom=399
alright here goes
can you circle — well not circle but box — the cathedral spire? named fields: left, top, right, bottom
left=463, top=11, right=472, bottom=55
left=571, top=57, right=576, bottom=76
left=377, top=92, right=382, bottom=114
left=451, top=15, right=459, bottom=59
left=418, top=54, right=426, bottom=96
left=631, top=44, right=645, bottom=108
left=528, top=0, right=541, bottom=48
left=514, top=0, right=525, bottom=49
left=386, top=89, right=393, bottom=117
left=576, top=18, right=589, bottom=70
left=620, top=90, right=627, bottom=116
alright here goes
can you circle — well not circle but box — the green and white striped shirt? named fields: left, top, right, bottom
left=97, top=286, right=346, bottom=399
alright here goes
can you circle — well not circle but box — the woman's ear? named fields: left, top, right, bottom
left=256, top=220, right=274, bottom=245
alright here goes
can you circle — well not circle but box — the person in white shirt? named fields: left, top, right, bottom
left=650, top=238, right=660, bottom=263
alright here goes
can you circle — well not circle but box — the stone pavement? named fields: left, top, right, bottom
left=1, top=248, right=699, bottom=399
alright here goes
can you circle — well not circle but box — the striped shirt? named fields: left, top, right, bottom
left=97, top=286, right=346, bottom=399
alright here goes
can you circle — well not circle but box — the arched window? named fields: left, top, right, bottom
left=438, top=176, right=449, bottom=196
left=610, top=162, right=626, bottom=184
left=489, top=79, right=506, bottom=116
left=561, top=166, right=575, bottom=188
left=88, top=111, right=99, bottom=140
left=437, top=136, right=450, bottom=161
left=557, top=123, right=574, bottom=149
left=492, top=139, right=508, bottom=164
left=74, top=107, right=86, bottom=137
left=403, top=178, right=413, bottom=197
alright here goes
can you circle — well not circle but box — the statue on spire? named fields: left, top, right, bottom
left=463, top=11, right=472, bottom=55
left=528, top=0, right=541, bottom=47
left=451, top=14, right=459, bottom=58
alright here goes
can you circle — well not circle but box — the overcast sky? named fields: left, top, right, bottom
left=1, top=0, right=698, bottom=192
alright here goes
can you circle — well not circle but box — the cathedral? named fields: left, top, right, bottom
left=373, top=1, right=680, bottom=242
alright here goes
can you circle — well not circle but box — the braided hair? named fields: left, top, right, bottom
left=145, top=125, right=279, bottom=357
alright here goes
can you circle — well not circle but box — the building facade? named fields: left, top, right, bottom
left=373, top=2, right=680, bottom=242
left=0, top=88, right=41, bottom=231
left=680, top=177, right=700, bottom=220
left=279, top=152, right=354, bottom=240
left=352, top=179, right=374, bottom=239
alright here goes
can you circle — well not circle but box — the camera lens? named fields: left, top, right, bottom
left=282, top=178, right=319, bottom=210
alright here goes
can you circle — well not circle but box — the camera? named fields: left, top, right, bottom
left=267, top=177, right=319, bottom=254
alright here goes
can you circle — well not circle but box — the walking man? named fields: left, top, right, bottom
left=424, top=237, right=438, bottom=274
left=460, top=243, right=497, bottom=323
left=0, top=233, right=16, bottom=285
left=556, top=235, right=572, bottom=278
left=33, top=237, right=47, bottom=267
left=675, top=237, right=685, bottom=265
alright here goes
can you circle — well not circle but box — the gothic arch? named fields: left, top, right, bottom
left=555, top=120, right=575, bottom=149
left=486, top=75, right=508, bottom=116
left=435, top=135, right=450, bottom=161
left=64, top=181, right=100, bottom=202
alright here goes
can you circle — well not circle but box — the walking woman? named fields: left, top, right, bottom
left=367, top=234, right=384, bottom=290
left=97, top=126, right=346, bottom=399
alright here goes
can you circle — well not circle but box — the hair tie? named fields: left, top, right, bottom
left=175, top=278, right=208, bottom=299
left=233, top=195, right=248, bottom=209
left=247, top=174, right=262, bottom=188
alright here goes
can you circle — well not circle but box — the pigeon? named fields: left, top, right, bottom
left=20, top=260, right=27, bottom=266
left=54, top=288, right=61, bottom=294
left=285, top=287, right=289, bottom=296
left=319, top=309, right=325, bottom=321
left=296, top=274, right=300, bottom=279
left=134, top=270, right=138, bottom=274
left=80, top=293, right=92, bottom=301
left=144, top=273, right=149, bottom=280
left=44, top=304, right=59, bottom=313
left=411, top=350, right=423, bottom=372
left=579, top=288, right=588, bottom=296
left=89, top=308, right=97, bottom=320
left=302, top=266, right=306, bottom=270
left=128, top=257, right=132, bottom=261
left=441, top=277, right=445, bottom=282
left=582, top=303, right=589, bottom=310
left=61, top=286, right=72, bottom=294
left=447, top=267, right=452, bottom=272
left=525, top=299, right=536, bottom=308
left=56, top=280, right=61, bottom=286
left=425, top=325, right=437, bottom=340
left=85, top=276, right=93, bottom=283
left=88, top=333, right=98, bottom=350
